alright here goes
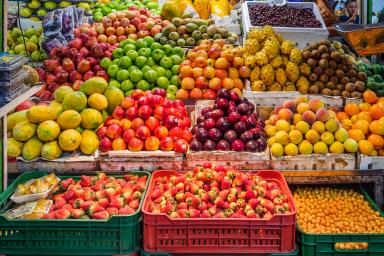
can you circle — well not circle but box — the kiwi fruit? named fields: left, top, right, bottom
left=330, top=76, right=339, bottom=84
left=350, top=77, right=357, bottom=83
left=302, top=51, right=311, bottom=60
left=341, top=56, right=349, bottom=65
left=313, top=42, right=320, bottom=49
left=319, top=59, right=329, bottom=69
left=332, top=89, right=341, bottom=96
left=346, top=69, right=357, bottom=77
left=311, top=50, right=320, bottom=59
left=319, top=40, right=331, bottom=47
left=337, top=64, right=348, bottom=72
left=318, top=45, right=328, bottom=54
left=325, top=68, right=334, bottom=77
left=335, top=69, right=345, bottom=78
left=321, top=88, right=332, bottom=95
left=336, top=83, right=344, bottom=91
left=341, top=90, right=351, bottom=98
left=351, top=91, right=362, bottom=98
left=321, top=53, right=330, bottom=59
left=326, top=81, right=336, bottom=89
left=329, top=60, right=338, bottom=69
left=355, top=81, right=365, bottom=92
left=309, top=73, right=318, bottom=82
left=330, top=51, right=341, bottom=62
left=314, top=81, right=325, bottom=90
left=345, top=83, right=356, bottom=92
left=313, top=67, right=324, bottom=75
left=357, top=72, right=367, bottom=81
left=320, top=74, right=329, bottom=83
left=309, top=85, right=319, bottom=94
left=307, top=58, right=318, bottom=68
left=341, top=77, right=350, bottom=85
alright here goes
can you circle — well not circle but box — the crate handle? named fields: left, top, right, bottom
left=334, top=242, right=369, bottom=251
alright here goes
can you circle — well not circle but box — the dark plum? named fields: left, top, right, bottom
left=204, top=140, right=216, bottom=151
left=211, top=109, right=224, bottom=120
left=191, top=126, right=199, bottom=134
left=228, top=111, right=241, bottom=123
left=245, top=140, right=258, bottom=152
left=239, top=98, right=249, bottom=105
left=237, top=103, right=249, bottom=115
left=216, top=98, right=229, bottom=110
left=198, top=122, right=205, bottom=128
left=197, top=116, right=205, bottom=124
left=196, top=128, right=208, bottom=142
left=257, top=119, right=265, bottom=128
left=216, top=140, right=230, bottom=151
left=216, top=117, right=231, bottom=132
left=217, top=88, right=230, bottom=99
left=233, top=121, right=247, bottom=134
left=248, top=103, right=255, bottom=113
left=201, top=107, right=212, bottom=116
left=204, top=111, right=213, bottom=120
left=231, top=139, right=244, bottom=151
left=190, top=139, right=203, bottom=151
left=229, top=91, right=240, bottom=103
left=224, top=130, right=237, bottom=143
left=240, top=131, right=254, bottom=143
left=249, top=127, right=261, bottom=140
left=227, top=104, right=237, bottom=114
left=245, top=114, right=257, bottom=129
left=257, top=138, right=267, bottom=151
left=204, top=118, right=216, bottom=130
left=208, top=128, right=222, bottom=142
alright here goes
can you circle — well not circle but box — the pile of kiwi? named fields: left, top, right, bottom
left=303, top=40, right=366, bottom=98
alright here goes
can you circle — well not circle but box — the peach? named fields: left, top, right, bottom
left=278, top=108, right=293, bottom=121
left=132, top=118, right=144, bottom=130
left=302, top=110, right=316, bottom=125
left=312, top=121, right=325, bottom=134
left=313, top=141, right=328, bottom=154
left=282, top=100, right=296, bottom=113
left=145, top=136, right=160, bottom=151
left=305, top=129, right=320, bottom=144
left=215, top=69, right=228, bottom=80
left=181, top=77, right=195, bottom=90
left=128, top=138, right=144, bottom=151
left=308, top=98, right=324, bottom=112
left=295, top=95, right=308, bottom=104
left=160, top=136, right=174, bottom=151
left=284, top=143, right=299, bottom=156
left=208, top=78, right=222, bottom=91
left=176, top=89, right=189, bottom=100
left=275, top=131, right=290, bottom=145
left=293, top=114, right=303, bottom=125
left=154, top=126, right=168, bottom=139
left=203, top=67, right=215, bottom=79
left=145, top=116, right=160, bottom=132
left=190, top=88, right=203, bottom=100
left=316, top=108, right=330, bottom=122
left=121, top=97, right=135, bottom=110
left=325, top=119, right=339, bottom=133
left=289, top=130, right=303, bottom=145
left=320, top=131, right=334, bottom=145
left=195, top=77, right=208, bottom=90
left=296, top=103, right=310, bottom=115
left=265, top=125, right=277, bottom=137
left=136, top=125, right=150, bottom=140
left=112, top=138, right=127, bottom=150
left=222, top=78, right=235, bottom=90
left=192, top=67, right=203, bottom=79
left=268, top=114, right=280, bottom=125
left=276, top=119, right=290, bottom=132
left=298, top=140, right=313, bottom=155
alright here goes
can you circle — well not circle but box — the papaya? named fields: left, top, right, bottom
left=80, top=108, right=103, bottom=129
left=62, top=91, right=87, bottom=112
left=7, top=110, right=28, bottom=131
left=58, top=129, right=82, bottom=151
left=7, top=138, right=23, bottom=157
left=13, top=121, right=37, bottom=142
left=49, top=100, right=63, bottom=117
left=57, top=110, right=82, bottom=130
left=27, top=105, right=57, bottom=123
left=104, top=86, right=124, bottom=113
left=80, top=129, right=99, bottom=155
left=37, top=120, right=61, bottom=142
left=80, top=76, right=108, bottom=95
left=53, top=85, right=73, bottom=103
left=22, top=136, right=43, bottom=160
left=88, top=93, right=108, bottom=111
left=41, top=141, right=62, bottom=160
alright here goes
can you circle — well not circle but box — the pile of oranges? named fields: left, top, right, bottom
left=336, top=90, right=384, bottom=156
left=294, top=187, right=384, bottom=234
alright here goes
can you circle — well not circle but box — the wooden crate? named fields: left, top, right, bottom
left=99, top=150, right=184, bottom=172
left=358, top=154, right=384, bottom=170
left=271, top=153, right=356, bottom=170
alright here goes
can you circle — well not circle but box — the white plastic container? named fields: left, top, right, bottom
left=10, top=178, right=60, bottom=204
left=242, top=2, right=329, bottom=49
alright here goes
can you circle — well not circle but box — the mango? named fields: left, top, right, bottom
left=88, top=93, right=108, bottom=111
left=80, top=129, right=99, bottom=155
left=80, top=76, right=108, bottom=95
left=41, top=141, right=62, bottom=160
left=7, top=138, right=23, bottom=157
left=13, top=121, right=37, bottom=141
left=22, top=136, right=43, bottom=160
left=7, top=110, right=28, bottom=131
left=27, top=105, right=57, bottom=123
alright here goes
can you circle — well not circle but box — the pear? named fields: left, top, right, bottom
left=27, top=0, right=41, bottom=9
left=37, top=9, right=47, bottom=17
left=14, top=44, right=26, bottom=54
left=11, top=28, right=21, bottom=38
left=59, top=1, right=71, bottom=7
left=35, top=28, right=42, bottom=37
left=26, top=42, right=37, bottom=53
left=29, top=35, right=39, bottom=45
left=44, top=1, right=57, bottom=9
left=30, top=50, right=41, bottom=62
left=24, top=28, right=35, bottom=38
left=20, top=8, right=32, bottom=18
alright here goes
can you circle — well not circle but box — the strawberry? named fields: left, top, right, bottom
left=97, top=198, right=110, bottom=208
left=200, top=210, right=211, bottom=217
left=83, top=189, right=96, bottom=201
left=175, top=192, right=185, bottom=202
left=74, top=189, right=85, bottom=199
left=54, top=200, right=67, bottom=210
left=135, top=182, right=146, bottom=192
left=214, top=197, right=225, bottom=208
left=263, top=211, right=273, bottom=220
left=105, top=188, right=116, bottom=199
left=238, top=191, right=246, bottom=200
left=123, top=192, right=133, bottom=204
left=93, top=210, right=110, bottom=219
left=200, top=192, right=210, bottom=203
left=109, top=197, right=124, bottom=209
left=73, top=198, right=84, bottom=208
left=106, top=207, right=119, bottom=215
left=128, top=199, right=139, bottom=209
left=235, top=208, right=245, bottom=217
left=213, top=212, right=225, bottom=218
left=246, top=209, right=256, bottom=218
left=63, top=204, right=73, bottom=210
left=160, top=202, right=173, bottom=213
left=203, top=162, right=212, bottom=169
left=273, top=197, right=283, bottom=205
left=236, top=198, right=245, bottom=208
left=214, top=165, right=225, bottom=172
left=245, top=189, right=255, bottom=200
left=191, top=195, right=201, bottom=207
left=198, top=202, right=208, bottom=211
left=260, top=199, right=274, bottom=212
left=169, top=211, right=179, bottom=218
left=70, top=208, right=85, bottom=219
left=95, top=190, right=106, bottom=200
left=255, top=205, right=264, bottom=215
left=79, top=175, right=92, bottom=187
left=96, top=172, right=107, bottom=181
left=44, top=212, right=55, bottom=219
left=248, top=198, right=260, bottom=209
left=218, top=189, right=229, bottom=199
left=208, top=206, right=217, bottom=216
left=80, top=200, right=94, bottom=211
left=89, top=203, right=105, bottom=215
left=275, top=205, right=285, bottom=213
left=53, top=193, right=65, bottom=201
left=224, top=209, right=234, bottom=217
left=229, top=202, right=237, bottom=211
left=208, top=190, right=217, bottom=201
left=138, top=175, right=147, bottom=183
left=54, top=209, right=71, bottom=219
left=132, top=191, right=142, bottom=200
left=118, top=206, right=135, bottom=214
left=176, top=209, right=188, bottom=218
left=60, top=178, right=74, bottom=190
left=177, top=202, right=188, bottom=210
left=227, top=193, right=237, bottom=203
left=282, top=203, right=290, bottom=211
left=233, top=176, right=243, bottom=187
left=189, top=208, right=200, bottom=218
left=63, top=190, right=75, bottom=201
left=91, top=183, right=104, bottom=191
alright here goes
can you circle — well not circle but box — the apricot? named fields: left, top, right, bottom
left=298, top=140, right=313, bottom=155
left=271, top=143, right=284, bottom=157
left=284, top=143, right=298, bottom=156
left=313, top=141, right=328, bottom=154
left=305, top=129, right=320, bottom=144
left=296, top=121, right=310, bottom=134
left=296, top=103, right=310, bottom=114
left=352, top=119, right=370, bottom=135
left=325, top=119, right=339, bottom=133
left=368, top=134, right=384, bottom=149
left=278, top=108, right=293, bottom=121
left=344, top=138, right=358, bottom=153
left=302, top=110, right=316, bottom=125
left=308, top=98, right=324, bottom=112
left=293, top=113, right=303, bottom=125
left=369, top=120, right=384, bottom=135
left=289, top=130, right=303, bottom=145
left=312, top=121, right=325, bottom=134
left=275, top=131, right=290, bottom=145
left=335, top=128, right=348, bottom=143
left=321, top=131, right=334, bottom=146
left=316, top=108, right=330, bottom=122
left=329, top=141, right=344, bottom=154
left=276, top=119, right=290, bottom=132
left=345, top=103, right=360, bottom=117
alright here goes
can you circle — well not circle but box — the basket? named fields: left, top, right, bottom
left=0, top=170, right=151, bottom=255
left=297, top=187, right=384, bottom=255
left=143, top=170, right=296, bottom=254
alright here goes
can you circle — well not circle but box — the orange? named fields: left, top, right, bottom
left=369, top=120, right=384, bottom=135
left=358, top=140, right=374, bottom=155
left=359, top=103, right=371, bottom=112
left=370, top=104, right=384, bottom=120
left=352, top=120, right=370, bottom=135
left=348, top=129, right=365, bottom=142
left=368, top=134, right=384, bottom=149
left=350, top=114, right=358, bottom=124
left=363, top=90, right=378, bottom=104
left=336, top=112, right=349, bottom=121
left=356, top=111, right=372, bottom=122
left=345, top=103, right=360, bottom=117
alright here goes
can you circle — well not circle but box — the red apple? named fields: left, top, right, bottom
left=144, top=136, right=160, bottom=151
left=83, top=70, right=95, bottom=81
left=174, top=139, right=188, bottom=153
left=62, top=58, right=75, bottom=72
left=154, top=106, right=165, bottom=120
left=136, top=125, right=150, bottom=140
left=145, top=117, right=160, bottom=132
left=160, top=136, right=174, bottom=151
left=121, top=97, right=135, bottom=110
left=112, top=138, right=127, bottom=150
left=77, top=59, right=91, bottom=73
left=106, top=124, right=122, bottom=139
left=128, top=138, right=144, bottom=152
left=99, top=136, right=112, bottom=152
left=68, top=38, right=82, bottom=49
left=96, top=70, right=109, bottom=81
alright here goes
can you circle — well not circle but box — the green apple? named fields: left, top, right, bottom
left=29, top=35, right=39, bottom=45
left=167, top=85, right=178, bottom=95
left=77, top=2, right=90, bottom=10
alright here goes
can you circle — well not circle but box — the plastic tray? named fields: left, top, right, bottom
left=0, top=84, right=28, bottom=106
left=143, top=170, right=296, bottom=254
left=0, top=55, right=29, bottom=72
left=0, top=69, right=29, bottom=92
left=242, top=2, right=329, bottom=49
left=297, top=187, right=384, bottom=255
left=0, top=170, right=150, bottom=255
left=10, top=177, right=60, bottom=204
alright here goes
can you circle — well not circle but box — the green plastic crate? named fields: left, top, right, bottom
left=297, top=187, right=384, bottom=256
left=139, top=245, right=299, bottom=256
left=0, top=170, right=150, bottom=255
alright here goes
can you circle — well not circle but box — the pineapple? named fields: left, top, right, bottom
left=261, top=64, right=275, bottom=86
left=245, top=39, right=260, bottom=55
left=251, top=80, right=266, bottom=91
left=296, top=76, right=310, bottom=93
left=299, top=63, right=311, bottom=76
left=281, top=40, right=295, bottom=56
left=255, top=51, right=269, bottom=66
left=289, top=48, right=302, bottom=65
left=250, top=66, right=261, bottom=82
left=275, top=68, right=287, bottom=85
left=286, top=61, right=299, bottom=83
left=271, top=55, right=283, bottom=68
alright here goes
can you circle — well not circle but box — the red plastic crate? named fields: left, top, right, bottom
left=143, top=170, right=296, bottom=254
